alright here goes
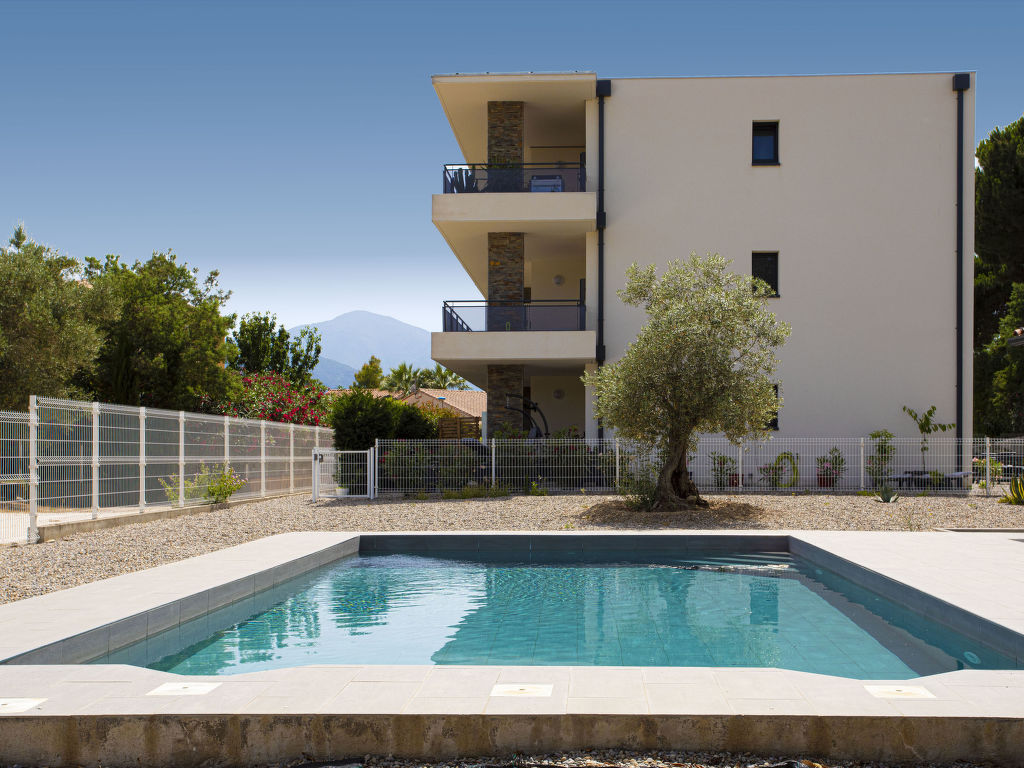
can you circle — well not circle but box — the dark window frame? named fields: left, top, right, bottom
left=752, top=121, right=779, bottom=166
left=752, top=251, right=780, bottom=297
left=768, top=384, right=780, bottom=431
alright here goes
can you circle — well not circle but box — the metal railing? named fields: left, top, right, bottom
left=372, top=437, right=1017, bottom=497
left=442, top=163, right=585, bottom=193
left=442, top=300, right=586, bottom=332
left=0, top=396, right=332, bottom=545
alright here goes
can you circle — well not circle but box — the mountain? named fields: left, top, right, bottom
left=291, top=310, right=433, bottom=383
left=311, top=357, right=357, bottom=389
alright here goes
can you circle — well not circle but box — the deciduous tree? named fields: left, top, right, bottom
left=229, top=312, right=322, bottom=384
left=583, top=253, right=790, bottom=508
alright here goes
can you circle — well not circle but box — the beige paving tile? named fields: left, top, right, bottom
left=566, top=696, right=648, bottom=714
left=727, top=698, right=814, bottom=715
left=641, top=667, right=718, bottom=685
left=319, top=681, right=421, bottom=714
left=403, top=696, right=488, bottom=714
left=351, top=666, right=431, bottom=683
left=569, top=668, right=644, bottom=698
left=713, top=669, right=803, bottom=700
left=646, top=683, right=729, bottom=714
left=484, top=691, right=567, bottom=715
left=495, top=666, right=572, bottom=683
left=418, top=667, right=500, bottom=697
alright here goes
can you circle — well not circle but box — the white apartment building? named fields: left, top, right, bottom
left=430, top=72, right=974, bottom=443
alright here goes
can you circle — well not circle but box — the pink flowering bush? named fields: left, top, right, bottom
left=199, top=371, right=329, bottom=426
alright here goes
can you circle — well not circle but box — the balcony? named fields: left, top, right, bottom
left=443, top=300, right=585, bottom=333
left=443, top=163, right=585, bottom=194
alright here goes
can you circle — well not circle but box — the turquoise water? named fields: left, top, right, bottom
left=94, top=551, right=1020, bottom=678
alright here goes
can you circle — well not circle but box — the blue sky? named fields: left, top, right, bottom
left=3, top=0, right=1022, bottom=332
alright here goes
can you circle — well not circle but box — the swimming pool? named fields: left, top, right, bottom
left=90, top=543, right=1020, bottom=679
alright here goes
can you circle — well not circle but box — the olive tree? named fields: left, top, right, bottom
left=584, top=253, right=790, bottom=508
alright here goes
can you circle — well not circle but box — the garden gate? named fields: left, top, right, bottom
left=311, top=448, right=376, bottom=501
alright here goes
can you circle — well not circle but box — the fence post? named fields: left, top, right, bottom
left=178, top=411, right=185, bottom=508
left=367, top=447, right=374, bottom=500
left=288, top=424, right=295, bottom=493
left=91, top=401, right=100, bottom=519
left=138, top=407, right=146, bottom=512
left=614, top=438, right=620, bottom=489
left=28, top=395, right=38, bottom=544
left=311, top=449, right=318, bottom=502
left=737, top=439, right=743, bottom=490
left=223, top=415, right=230, bottom=469
left=260, top=420, right=267, bottom=497
left=985, top=436, right=991, bottom=497
left=491, top=439, right=497, bottom=487
left=860, top=437, right=866, bottom=490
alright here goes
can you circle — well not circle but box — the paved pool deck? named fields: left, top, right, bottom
left=0, top=530, right=1022, bottom=767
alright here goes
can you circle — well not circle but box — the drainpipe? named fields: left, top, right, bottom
left=596, top=78, right=610, bottom=439
left=953, top=72, right=970, bottom=468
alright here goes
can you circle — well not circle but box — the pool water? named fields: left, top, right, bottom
left=93, top=551, right=1020, bottom=678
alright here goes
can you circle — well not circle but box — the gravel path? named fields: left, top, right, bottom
left=333, top=749, right=989, bottom=768
left=1, top=491, right=1020, bottom=605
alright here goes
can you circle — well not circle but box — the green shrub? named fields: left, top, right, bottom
left=618, top=464, right=659, bottom=512
left=204, top=465, right=246, bottom=503
left=159, top=470, right=205, bottom=505
left=866, top=429, right=895, bottom=488
left=709, top=451, right=737, bottom=489
left=330, top=390, right=441, bottom=449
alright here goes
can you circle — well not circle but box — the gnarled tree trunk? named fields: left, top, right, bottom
left=655, top=435, right=708, bottom=509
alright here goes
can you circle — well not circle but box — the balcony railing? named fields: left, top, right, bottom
left=442, top=300, right=585, bottom=332
left=442, top=163, right=585, bottom=194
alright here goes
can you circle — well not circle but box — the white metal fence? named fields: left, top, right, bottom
left=0, top=396, right=332, bottom=545
left=312, top=448, right=375, bottom=501
left=361, top=436, right=1021, bottom=498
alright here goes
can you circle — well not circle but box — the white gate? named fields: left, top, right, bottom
left=312, top=448, right=375, bottom=500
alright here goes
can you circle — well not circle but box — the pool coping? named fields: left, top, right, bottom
left=1, top=530, right=1023, bottom=767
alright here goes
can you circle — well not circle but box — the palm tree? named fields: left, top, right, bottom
left=382, top=362, right=424, bottom=395
left=420, top=363, right=470, bottom=390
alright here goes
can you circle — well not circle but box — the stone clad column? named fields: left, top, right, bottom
left=487, top=101, right=524, bottom=165
left=487, top=365, right=525, bottom=438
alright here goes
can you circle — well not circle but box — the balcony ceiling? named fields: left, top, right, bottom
left=433, top=73, right=596, bottom=162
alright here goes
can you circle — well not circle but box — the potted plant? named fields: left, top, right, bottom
left=815, top=447, right=846, bottom=488
left=709, top=451, right=738, bottom=489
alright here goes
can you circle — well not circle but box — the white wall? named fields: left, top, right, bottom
left=530, top=373, right=586, bottom=435
left=599, top=73, right=975, bottom=439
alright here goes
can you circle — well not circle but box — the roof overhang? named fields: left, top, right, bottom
left=432, top=72, right=597, bottom=163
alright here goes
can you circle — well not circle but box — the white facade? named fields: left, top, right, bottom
left=431, top=72, right=974, bottom=441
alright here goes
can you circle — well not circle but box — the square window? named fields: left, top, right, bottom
left=752, top=252, right=779, bottom=297
left=752, top=121, right=779, bottom=165
left=768, top=384, right=780, bottom=431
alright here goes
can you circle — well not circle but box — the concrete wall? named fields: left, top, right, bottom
left=599, top=73, right=975, bottom=439
left=529, top=373, right=586, bottom=435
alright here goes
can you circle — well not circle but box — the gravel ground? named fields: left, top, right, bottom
left=272, top=749, right=992, bottom=768
left=1, top=491, right=1020, bottom=605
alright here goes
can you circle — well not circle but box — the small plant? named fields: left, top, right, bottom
left=815, top=447, right=846, bottom=488
left=205, top=465, right=246, bottom=503
left=973, top=456, right=1004, bottom=483
left=758, top=451, right=799, bottom=489
left=442, top=484, right=511, bottom=500
left=709, top=451, right=738, bottom=489
left=618, top=464, right=660, bottom=512
left=866, top=429, right=895, bottom=488
left=159, top=470, right=205, bottom=505
left=902, top=405, right=954, bottom=473
left=875, top=485, right=900, bottom=503
left=999, top=476, right=1024, bottom=505
left=526, top=480, right=549, bottom=496
left=413, top=491, right=429, bottom=501
left=855, top=490, right=876, bottom=497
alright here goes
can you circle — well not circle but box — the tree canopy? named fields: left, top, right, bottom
left=584, top=253, right=790, bottom=508
left=81, top=251, right=237, bottom=410
left=352, top=355, right=384, bottom=389
left=974, top=115, right=1024, bottom=434
left=229, top=312, right=322, bottom=384
left=0, top=226, right=116, bottom=409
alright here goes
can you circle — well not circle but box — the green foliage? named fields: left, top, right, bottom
left=0, top=226, right=117, bottom=409
left=382, top=362, right=425, bottom=395
left=419, top=363, right=469, bottom=390
left=493, top=422, right=529, bottom=439
left=330, top=390, right=440, bottom=450
left=158, top=470, right=205, bottom=505
left=526, top=480, right=548, bottom=496
left=758, top=451, right=799, bottom=489
left=866, top=429, right=895, bottom=488
left=876, top=485, right=900, bottom=503
left=902, top=405, right=954, bottom=472
left=584, top=253, right=790, bottom=508
left=81, top=251, right=236, bottom=410
left=999, top=476, right=1024, bottom=505
left=441, top=484, right=509, bottom=500
left=815, top=447, right=847, bottom=485
left=204, top=465, right=246, bottom=503
left=617, top=463, right=660, bottom=512
left=709, top=451, right=737, bottom=489
left=229, top=313, right=321, bottom=385
left=201, top=371, right=328, bottom=425
left=352, top=356, right=384, bottom=389
left=974, top=116, right=1024, bottom=434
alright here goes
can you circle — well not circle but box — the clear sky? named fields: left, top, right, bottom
left=4, top=0, right=1022, bottom=332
